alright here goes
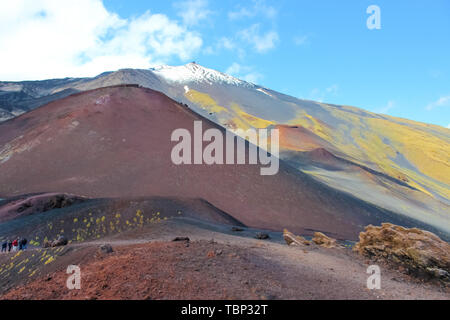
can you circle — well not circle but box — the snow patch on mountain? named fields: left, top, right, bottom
left=256, top=88, right=274, bottom=98
left=151, top=63, right=254, bottom=87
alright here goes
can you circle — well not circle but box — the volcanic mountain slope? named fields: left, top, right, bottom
left=1, top=63, right=449, bottom=235
left=0, top=85, right=436, bottom=240
left=0, top=192, right=245, bottom=249
left=149, top=65, right=450, bottom=234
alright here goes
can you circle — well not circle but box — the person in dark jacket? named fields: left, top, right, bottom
left=1, top=240, right=7, bottom=252
left=20, top=238, right=28, bottom=250
left=7, top=240, right=12, bottom=252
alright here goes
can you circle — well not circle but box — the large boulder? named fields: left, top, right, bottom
left=51, top=235, right=68, bottom=247
left=312, top=232, right=339, bottom=248
left=354, top=223, right=450, bottom=280
left=283, top=229, right=311, bottom=246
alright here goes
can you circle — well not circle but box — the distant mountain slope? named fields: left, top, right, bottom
left=0, top=193, right=246, bottom=242
left=0, top=85, right=438, bottom=240
left=1, top=63, right=449, bottom=234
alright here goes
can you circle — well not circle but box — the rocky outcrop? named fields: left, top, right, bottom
left=0, top=193, right=87, bottom=224
left=44, top=235, right=68, bottom=248
left=312, top=232, right=339, bottom=248
left=354, top=223, right=450, bottom=281
left=283, top=229, right=311, bottom=246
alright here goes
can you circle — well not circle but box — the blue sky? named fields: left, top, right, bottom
left=1, top=0, right=449, bottom=127
left=106, top=0, right=450, bottom=128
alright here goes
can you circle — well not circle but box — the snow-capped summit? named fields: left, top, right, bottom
left=151, top=62, right=254, bottom=87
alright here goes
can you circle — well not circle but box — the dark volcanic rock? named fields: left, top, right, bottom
left=255, top=233, right=270, bottom=240
left=44, top=235, right=68, bottom=248
left=99, top=244, right=114, bottom=254
left=172, top=237, right=190, bottom=242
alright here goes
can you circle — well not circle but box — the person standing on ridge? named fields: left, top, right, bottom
left=20, top=238, right=28, bottom=250
left=12, top=238, right=18, bottom=252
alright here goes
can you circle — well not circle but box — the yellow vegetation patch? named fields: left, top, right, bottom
left=230, top=103, right=274, bottom=129
left=44, top=256, right=55, bottom=265
left=287, top=110, right=332, bottom=142
left=184, top=90, right=228, bottom=114
left=290, top=104, right=450, bottom=200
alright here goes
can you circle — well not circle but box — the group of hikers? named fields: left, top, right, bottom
left=1, top=238, right=28, bottom=253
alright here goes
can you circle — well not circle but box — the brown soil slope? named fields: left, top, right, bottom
left=0, top=85, right=427, bottom=240
left=2, top=236, right=448, bottom=300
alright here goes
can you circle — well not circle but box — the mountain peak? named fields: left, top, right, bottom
left=150, top=63, right=254, bottom=87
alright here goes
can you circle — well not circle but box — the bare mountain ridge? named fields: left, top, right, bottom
left=0, top=85, right=438, bottom=240
left=1, top=64, right=449, bottom=235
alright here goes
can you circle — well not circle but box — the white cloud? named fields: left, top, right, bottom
left=173, top=0, right=212, bottom=26
left=447, top=124, right=450, bottom=129
left=293, top=35, right=309, bottom=46
left=229, top=0, right=277, bottom=20
left=0, top=0, right=203, bottom=80
left=428, top=69, right=443, bottom=79
left=426, top=95, right=450, bottom=110
left=225, top=62, right=263, bottom=84
left=228, top=7, right=253, bottom=20
left=218, top=37, right=235, bottom=50
left=241, top=72, right=263, bottom=84
left=239, top=24, right=279, bottom=53
left=305, top=84, right=339, bottom=102
left=377, top=100, right=395, bottom=114
left=326, top=84, right=339, bottom=95
left=225, top=63, right=243, bottom=75
left=203, top=46, right=215, bottom=55
left=202, top=37, right=238, bottom=56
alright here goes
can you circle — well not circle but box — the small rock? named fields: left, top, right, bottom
left=43, top=240, right=52, bottom=248
left=99, top=244, right=113, bottom=254
left=255, top=232, right=270, bottom=240
left=427, top=268, right=449, bottom=279
left=172, top=237, right=190, bottom=242
left=51, top=235, right=68, bottom=247
left=260, top=294, right=277, bottom=300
